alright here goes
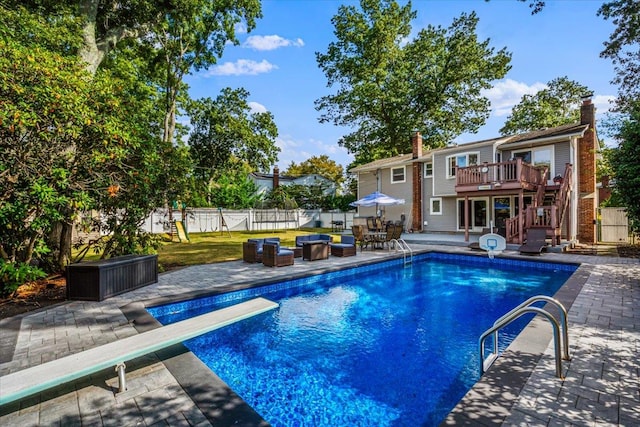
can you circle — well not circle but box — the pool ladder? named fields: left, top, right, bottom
left=479, top=295, right=570, bottom=378
left=391, top=238, right=413, bottom=265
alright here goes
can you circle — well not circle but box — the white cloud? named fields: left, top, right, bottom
left=482, top=79, right=547, bottom=117
left=206, top=59, right=277, bottom=76
left=243, top=35, right=304, bottom=51
left=593, top=94, right=616, bottom=114
left=275, top=135, right=352, bottom=169
left=248, top=101, right=268, bottom=114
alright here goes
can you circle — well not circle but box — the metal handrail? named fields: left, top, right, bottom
left=479, top=306, right=565, bottom=378
left=492, top=295, right=570, bottom=362
left=391, top=238, right=413, bottom=265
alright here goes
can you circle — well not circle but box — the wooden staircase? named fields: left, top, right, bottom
left=506, top=164, right=573, bottom=246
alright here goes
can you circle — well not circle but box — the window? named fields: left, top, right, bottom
left=446, top=152, right=479, bottom=179
left=430, top=197, right=442, bottom=215
left=424, top=162, right=433, bottom=178
left=513, top=145, right=554, bottom=181
left=391, top=166, right=406, bottom=183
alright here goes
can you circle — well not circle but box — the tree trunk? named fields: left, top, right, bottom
left=78, top=0, right=103, bottom=75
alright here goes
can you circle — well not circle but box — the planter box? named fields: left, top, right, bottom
left=66, top=254, right=158, bottom=301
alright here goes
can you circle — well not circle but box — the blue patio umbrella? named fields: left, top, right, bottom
left=350, top=191, right=405, bottom=207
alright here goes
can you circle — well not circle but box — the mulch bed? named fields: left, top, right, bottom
left=0, top=276, right=67, bottom=320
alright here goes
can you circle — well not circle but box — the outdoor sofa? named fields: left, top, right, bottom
left=295, top=234, right=332, bottom=247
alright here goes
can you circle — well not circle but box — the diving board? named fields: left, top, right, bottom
left=0, top=297, right=278, bottom=406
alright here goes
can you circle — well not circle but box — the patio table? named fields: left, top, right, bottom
left=364, top=231, right=387, bottom=250
left=302, top=240, right=329, bottom=261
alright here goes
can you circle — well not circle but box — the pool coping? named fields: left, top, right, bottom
left=122, top=249, right=588, bottom=426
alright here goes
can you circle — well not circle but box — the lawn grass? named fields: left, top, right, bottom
left=72, top=228, right=344, bottom=270
left=157, top=228, right=341, bottom=270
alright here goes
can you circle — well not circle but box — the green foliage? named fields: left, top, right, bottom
left=272, top=184, right=356, bottom=211
left=0, top=260, right=47, bottom=298
left=598, top=0, right=640, bottom=110
left=260, top=187, right=298, bottom=210
left=500, top=77, right=591, bottom=135
left=0, top=11, right=97, bottom=266
left=608, top=104, right=640, bottom=233
left=279, top=184, right=328, bottom=209
left=284, top=155, right=345, bottom=186
left=187, top=88, right=280, bottom=183
left=316, top=1, right=511, bottom=165
left=208, top=172, right=262, bottom=209
left=0, top=5, right=191, bottom=267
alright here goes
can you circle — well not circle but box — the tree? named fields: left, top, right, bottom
left=1, top=6, right=192, bottom=272
left=316, top=0, right=511, bottom=165
left=284, top=155, right=345, bottom=186
left=499, top=77, right=591, bottom=135
left=141, top=0, right=261, bottom=145
left=598, top=0, right=639, bottom=110
left=187, top=88, right=280, bottom=185
left=597, top=0, right=640, bottom=231
left=207, top=169, right=262, bottom=209
left=607, top=107, right=640, bottom=233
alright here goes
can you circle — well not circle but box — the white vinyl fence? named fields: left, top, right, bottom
left=141, top=208, right=356, bottom=234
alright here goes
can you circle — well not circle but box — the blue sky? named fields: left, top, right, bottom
left=185, top=0, right=617, bottom=172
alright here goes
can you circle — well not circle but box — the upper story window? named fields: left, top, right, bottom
left=424, top=162, right=433, bottom=178
left=446, top=152, right=479, bottom=179
left=391, top=166, right=406, bottom=183
left=513, top=145, right=554, bottom=180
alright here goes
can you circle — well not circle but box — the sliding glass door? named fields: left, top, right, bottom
left=457, top=198, right=488, bottom=232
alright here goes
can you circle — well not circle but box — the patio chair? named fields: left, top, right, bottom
left=262, top=243, right=295, bottom=267
left=330, top=235, right=357, bottom=257
left=243, top=239, right=263, bottom=263
left=519, top=228, right=548, bottom=255
left=351, top=225, right=371, bottom=251
left=381, top=223, right=396, bottom=250
left=388, top=222, right=403, bottom=249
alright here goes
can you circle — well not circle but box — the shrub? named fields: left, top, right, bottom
left=0, top=260, right=47, bottom=298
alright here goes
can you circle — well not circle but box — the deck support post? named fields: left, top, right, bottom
left=464, top=195, right=470, bottom=242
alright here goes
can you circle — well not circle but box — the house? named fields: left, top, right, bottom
left=350, top=96, right=599, bottom=245
left=249, top=166, right=337, bottom=197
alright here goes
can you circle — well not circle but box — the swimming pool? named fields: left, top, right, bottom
left=149, top=253, right=577, bottom=426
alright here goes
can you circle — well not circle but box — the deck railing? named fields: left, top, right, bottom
left=455, top=158, right=546, bottom=188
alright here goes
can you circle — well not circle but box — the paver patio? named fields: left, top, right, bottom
left=0, top=237, right=638, bottom=426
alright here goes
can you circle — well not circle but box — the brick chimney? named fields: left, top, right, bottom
left=273, top=166, right=280, bottom=189
left=412, top=131, right=423, bottom=159
left=411, top=132, right=423, bottom=232
left=577, top=95, right=597, bottom=244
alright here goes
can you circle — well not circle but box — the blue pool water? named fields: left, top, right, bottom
left=149, top=253, right=576, bottom=426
